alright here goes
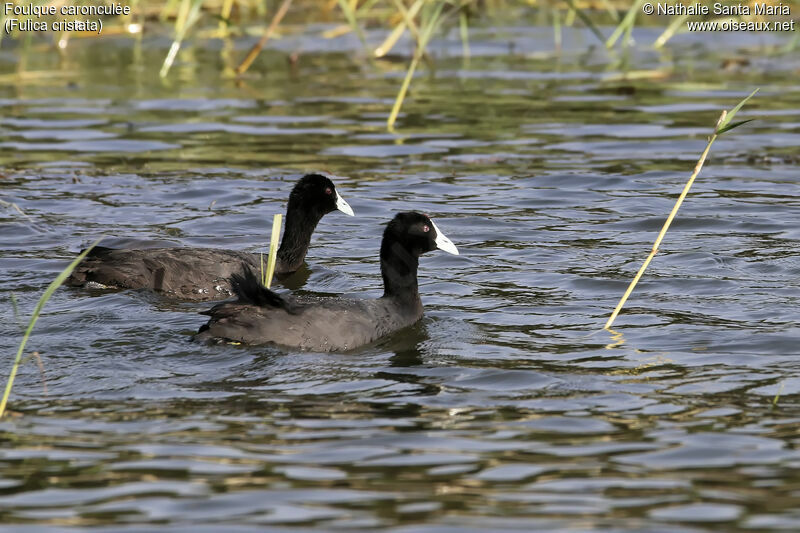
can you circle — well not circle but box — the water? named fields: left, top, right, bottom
left=1, top=24, right=800, bottom=531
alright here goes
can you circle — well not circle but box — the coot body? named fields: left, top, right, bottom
left=67, top=174, right=354, bottom=301
left=195, top=212, right=459, bottom=351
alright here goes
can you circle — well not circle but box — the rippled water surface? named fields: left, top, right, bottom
left=1, top=24, right=800, bottom=531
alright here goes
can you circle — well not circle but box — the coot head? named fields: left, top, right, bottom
left=382, top=211, right=459, bottom=258
left=289, top=173, right=354, bottom=218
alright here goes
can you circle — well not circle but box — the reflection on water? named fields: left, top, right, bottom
left=1, top=23, right=800, bottom=532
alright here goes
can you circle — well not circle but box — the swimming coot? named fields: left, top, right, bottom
left=195, top=211, right=459, bottom=351
left=66, top=173, right=354, bottom=301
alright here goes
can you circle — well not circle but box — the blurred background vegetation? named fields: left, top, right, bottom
left=2, top=0, right=796, bottom=64
left=0, top=0, right=796, bottom=129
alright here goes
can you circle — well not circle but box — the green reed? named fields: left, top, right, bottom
left=771, top=381, right=784, bottom=410
left=605, top=0, right=644, bottom=48
left=604, top=89, right=759, bottom=330
left=387, top=1, right=446, bottom=131
left=0, top=239, right=102, bottom=418
left=259, top=214, right=282, bottom=288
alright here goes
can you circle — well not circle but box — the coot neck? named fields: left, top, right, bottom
left=277, top=206, right=323, bottom=271
left=380, top=238, right=422, bottom=311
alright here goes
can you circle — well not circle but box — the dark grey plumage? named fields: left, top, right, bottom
left=66, top=174, right=353, bottom=301
left=195, top=212, right=459, bottom=352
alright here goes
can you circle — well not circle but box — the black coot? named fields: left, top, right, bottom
left=195, top=211, right=459, bottom=351
left=66, top=174, right=354, bottom=301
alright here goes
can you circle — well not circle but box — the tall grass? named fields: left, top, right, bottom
left=604, top=0, right=644, bottom=49
left=563, top=0, right=605, bottom=44
left=0, top=239, right=102, bottom=418
left=336, top=0, right=374, bottom=59
left=259, top=213, right=283, bottom=288
left=386, top=1, right=446, bottom=131
left=1, top=1, right=791, bottom=132
left=375, top=0, right=424, bottom=57
left=603, top=89, right=759, bottom=330
left=159, top=0, right=204, bottom=78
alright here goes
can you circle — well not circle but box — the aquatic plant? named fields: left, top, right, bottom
left=604, top=0, right=645, bottom=48
left=1, top=1, right=793, bottom=130
left=260, top=213, right=283, bottom=288
left=159, top=0, right=205, bottom=77
left=387, top=1, right=446, bottom=131
left=604, top=89, right=759, bottom=330
left=0, top=239, right=102, bottom=418
left=771, top=381, right=785, bottom=409
left=235, top=0, right=293, bottom=75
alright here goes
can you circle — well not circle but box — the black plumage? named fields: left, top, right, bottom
left=66, top=174, right=354, bottom=301
left=195, top=212, right=459, bottom=351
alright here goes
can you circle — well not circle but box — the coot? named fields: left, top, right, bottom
left=195, top=212, right=459, bottom=351
left=67, top=174, right=354, bottom=301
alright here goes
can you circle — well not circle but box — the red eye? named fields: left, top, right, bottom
left=423, top=225, right=430, bottom=232
left=325, top=187, right=332, bottom=195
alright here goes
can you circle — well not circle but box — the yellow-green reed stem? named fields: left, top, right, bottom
left=355, top=0, right=382, bottom=17
left=654, top=14, right=688, bottom=48
left=336, top=0, right=374, bottom=61
left=218, top=0, right=234, bottom=35
left=565, top=6, right=575, bottom=26
left=772, top=381, right=784, bottom=409
left=623, top=14, right=634, bottom=47
left=564, top=0, right=605, bottom=44
left=376, top=0, right=423, bottom=57
left=552, top=5, right=561, bottom=51
left=387, top=1, right=445, bottom=132
left=605, top=89, right=758, bottom=330
left=176, top=0, right=191, bottom=33
left=0, top=239, right=102, bottom=418
left=394, top=0, right=423, bottom=42
left=604, top=136, right=715, bottom=330
left=160, top=0, right=204, bottom=78
left=564, top=8, right=576, bottom=28
left=605, top=0, right=644, bottom=49
left=264, top=213, right=282, bottom=288
left=459, top=9, right=470, bottom=65
left=598, top=0, right=620, bottom=21
left=375, top=21, right=407, bottom=58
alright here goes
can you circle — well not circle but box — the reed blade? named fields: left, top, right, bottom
left=376, top=0, right=424, bottom=57
left=459, top=9, right=470, bottom=63
left=1, top=238, right=103, bottom=418
left=336, top=0, right=373, bottom=60
left=265, top=213, right=282, bottom=288
left=564, top=0, right=605, bottom=44
left=716, top=88, right=759, bottom=134
left=654, top=14, right=688, bottom=48
left=387, top=1, right=445, bottom=131
left=160, top=0, right=205, bottom=78
left=604, top=90, right=759, bottom=330
left=605, top=0, right=645, bottom=49
left=716, top=119, right=754, bottom=136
